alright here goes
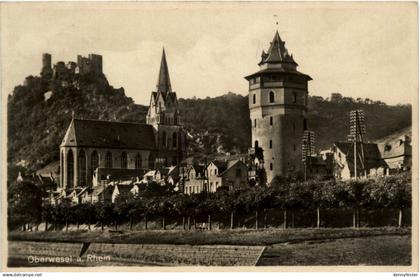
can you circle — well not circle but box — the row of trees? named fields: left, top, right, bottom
left=8, top=173, right=411, bottom=231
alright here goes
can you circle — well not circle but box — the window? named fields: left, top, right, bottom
left=303, top=119, right=307, bottom=131
left=105, top=152, right=112, bottom=168
left=172, top=132, right=177, bottom=148
left=293, top=92, right=297, bottom=103
left=91, top=151, right=99, bottom=177
left=67, top=149, right=74, bottom=188
left=270, top=163, right=273, bottom=171
left=254, top=140, right=259, bottom=148
left=269, top=140, right=273, bottom=149
left=254, top=119, right=257, bottom=128
left=214, top=169, right=217, bottom=175
left=293, top=144, right=296, bottom=151
left=162, top=131, right=167, bottom=147
left=135, top=153, right=142, bottom=169
left=121, top=152, right=127, bottom=169
left=78, top=150, right=87, bottom=187
left=270, top=116, right=273, bottom=126
left=253, top=94, right=256, bottom=104
left=269, top=91, right=275, bottom=103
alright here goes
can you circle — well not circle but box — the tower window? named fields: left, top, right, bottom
left=269, top=140, right=273, bottom=149
left=293, top=92, right=297, bottom=103
left=303, top=119, right=307, bottom=131
left=269, top=91, right=275, bottom=103
left=254, top=119, right=257, bottom=128
left=162, top=131, right=167, bottom=147
left=270, top=163, right=273, bottom=171
left=253, top=94, right=256, bottom=104
left=172, top=132, right=177, bottom=148
left=270, top=116, right=273, bottom=126
left=254, top=140, right=259, bottom=148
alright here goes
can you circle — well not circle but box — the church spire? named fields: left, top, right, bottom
left=156, top=48, right=172, bottom=93
left=263, top=30, right=297, bottom=65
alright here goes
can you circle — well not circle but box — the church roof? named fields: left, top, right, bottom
left=156, top=48, right=172, bottom=94
left=61, top=118, right=156, bottom=150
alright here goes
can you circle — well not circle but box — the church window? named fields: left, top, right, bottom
left=253, top=94, right=256, bottom=104
left=135, top=153, right=142, bottom=169
left=148, top=154, right=155, bottom=169
left=269, top=91, right=275, bottom=103
left=105, top=152, right=113, bottom=168
left=121, top=152, right=127, bottom=169
left=293, top=92, right=297, bottom=103
left=270, top=116, right=273, bottom=126
left=78, top=150, right=87, bottom=187
left=67, top=149, right=74, bottom=188
left=162, top=132, right=167, bottom=147
left=172, top=132, right=177, bottom=148
left=270, top=163, right=273, bottom=171
left=269, top=140, right=273, bottom=149
left=91, top=151, right=99, bottom=177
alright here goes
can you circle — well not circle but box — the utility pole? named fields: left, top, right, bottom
left=302, top=130, right=315, bottom=181
left=349, top=110, right=366, bottom=179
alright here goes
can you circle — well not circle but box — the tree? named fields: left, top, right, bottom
left=384, top=173, right=411, bottom=227
left=8, top=180, right=43, bottom=230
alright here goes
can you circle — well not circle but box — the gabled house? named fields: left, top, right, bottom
left=206, top=160, right=248, bottom=192
left=332, top=142, right=389, bottom=180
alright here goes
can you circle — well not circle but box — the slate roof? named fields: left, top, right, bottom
left=245, top=67, right=312, bottom=80
left=156, top=48, right=172, bottom=94
left=262, top=31, right=297, bottom=65
left=61, top=118, right=156, bottom=150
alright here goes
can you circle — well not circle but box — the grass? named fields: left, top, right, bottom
left=8, top=227, right=410, bottom=246
left=257, top=235, right=411, bottom=265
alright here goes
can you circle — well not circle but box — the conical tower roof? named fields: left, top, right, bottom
left=156, top=48, right=172, bottom=93
left=262, top=31, right=297, bottom=65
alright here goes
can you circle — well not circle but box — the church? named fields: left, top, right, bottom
left=60, top=49, right=187, bottom=189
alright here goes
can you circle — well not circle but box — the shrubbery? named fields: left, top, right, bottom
left=8, top=173, right=412, bottom=231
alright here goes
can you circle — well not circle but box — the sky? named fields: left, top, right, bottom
left=1, top=2, right=418, bottom=106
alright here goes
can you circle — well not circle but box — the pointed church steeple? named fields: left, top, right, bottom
left=263, top=30, right=297, bottom=66
left=156, top=48, right=172, bottom=93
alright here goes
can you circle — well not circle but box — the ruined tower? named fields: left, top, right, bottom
left=146, top=48, right=186, bottom=168
left=41, top=53, right=53, bottom=79
left=245, top=31, right=312, bottom=183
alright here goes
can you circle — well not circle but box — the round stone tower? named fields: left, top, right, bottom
left=245, top=31, right=312, bottom=183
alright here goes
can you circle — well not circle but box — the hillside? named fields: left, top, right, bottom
left=7, top=66, right=411, bottom=175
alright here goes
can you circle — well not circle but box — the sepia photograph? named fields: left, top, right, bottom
left=0, top=1, right=418, bottom=271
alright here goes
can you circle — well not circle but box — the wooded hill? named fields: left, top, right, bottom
left=7, top=70, right=411, bottom=174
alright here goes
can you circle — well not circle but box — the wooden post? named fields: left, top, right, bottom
left=283, top=209, right=287, bottom=229
left=398, top=208, right=403, bottom=228
left=317, top=207, right=320, bottom=228
left=230, top=211, right=234, bottom=229
left=255, top=210, right=259, bottom=230
left=208, top=215, right=212, bottom=230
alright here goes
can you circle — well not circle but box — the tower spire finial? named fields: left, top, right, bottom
left=156, top=47, right=172, bottom=93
